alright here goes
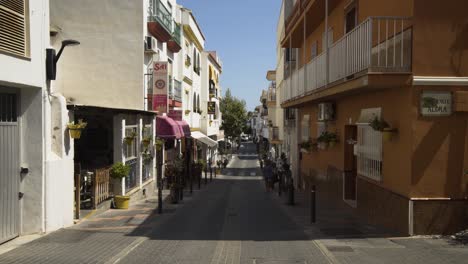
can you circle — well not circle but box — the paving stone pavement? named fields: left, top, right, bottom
left=1, top=142, right=467, bottom=264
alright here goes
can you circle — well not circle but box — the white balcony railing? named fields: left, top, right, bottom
left=281, top=17, right=412, bottom=104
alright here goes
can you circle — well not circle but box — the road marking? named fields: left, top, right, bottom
left=105, top=237, right=148, bottom=264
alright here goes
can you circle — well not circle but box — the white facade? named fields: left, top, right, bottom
left=0, top=0, right=74, bottom=240
left=179, top=7, right=205, bottom=132
left=201, top=51, right=222, bottom=138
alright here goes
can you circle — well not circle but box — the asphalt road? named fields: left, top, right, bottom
left=0, top=142, right=330, bottom=264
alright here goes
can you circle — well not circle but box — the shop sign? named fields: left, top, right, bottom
left=153, top=62, right=168, bottom=113
left=207, top=101, right=216, bottom=115
left=168, top=110, right=182, bottom=121
left=420, top=91, right=452, bottom=116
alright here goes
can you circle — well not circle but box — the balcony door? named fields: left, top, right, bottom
left=345, top=2, right=358, bottom=33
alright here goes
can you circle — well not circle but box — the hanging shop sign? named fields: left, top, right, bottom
left=168, top=110, right=183, bottom=121
left=152, top=62, right=168, bottom=113
left=420, top=91, right=452, bottom=116
left=207, top=101, right=216, bottom=115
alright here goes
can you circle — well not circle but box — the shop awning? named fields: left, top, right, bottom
left=176, top=120, right=191, bottom=137
left=156, top=116, right=182, bottom=139
left=191, top=131, right=217, bottom=147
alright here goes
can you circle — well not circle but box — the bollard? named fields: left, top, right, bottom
left=288, top=179, right=295, bottom=206
left=311, top=185, right=316, bottom=223
left=278, top=173, right=282, bottom=197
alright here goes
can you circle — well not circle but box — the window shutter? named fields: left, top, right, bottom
left=0, top=0, right=27, bottom=57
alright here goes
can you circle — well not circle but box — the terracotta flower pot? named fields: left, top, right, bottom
left=382, top=129, right=394, bottom=142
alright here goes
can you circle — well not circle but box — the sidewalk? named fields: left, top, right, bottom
left=0, top=188, right=186, bottom=263
left=272, top=188, right=468, bottom=264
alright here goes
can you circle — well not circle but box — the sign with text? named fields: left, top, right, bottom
left=168, top=110, right=183, bottom=121
left=207, top=101, right=216, bottom=115
left=153, top=62, right=168, bottom=113
left=420, top=91, right=452, bottom=116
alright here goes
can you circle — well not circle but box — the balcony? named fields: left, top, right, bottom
left=267, top=88, right=277, bottom=107
left=169, top=78, right=182, bottom=103
left=167, top=22, right=182, bottom=53
left=148, top=0, right=173, bottom=42
left=281, top=17, right=412, bottom=106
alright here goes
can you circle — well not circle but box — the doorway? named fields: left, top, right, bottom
left=343, top=125, right=357, bottom=206
left=0, top=93, right=20, bottom=244
left=345, top=2, right=357, bottom=34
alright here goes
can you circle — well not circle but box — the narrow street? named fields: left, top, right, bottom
left=0, top=142, right=330, bottom=264
left=1, top=142, right=468, bottom=264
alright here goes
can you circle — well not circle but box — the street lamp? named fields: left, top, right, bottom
left=46, top=39, right=81, bottom=80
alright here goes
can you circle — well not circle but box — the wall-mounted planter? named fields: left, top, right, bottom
left=69, top=129, right=83, bottom=139
left=67, top=119, right=87, bottom=139
left=142, top=138, right=152, bottom=148
left=318, top=142, right=328, bottom=150
left=382, top=128, right=398, bottom=142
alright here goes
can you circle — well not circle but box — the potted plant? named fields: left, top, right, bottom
left=124, top=131, right=137, bottom=145
left=327, top=132, right=339, bottom=148
left=110, top=162, right=131, bottom=209
left=155, top=138, right=164, bottom=151
left=141, top=151, right=153, bottom=163
left=369, top=116, right=397, bottom=142
left=209, top=120, right=213, bottom=126
left=317, top=132, right=330, bottom=150
left=141, top=135, right=152, bottom=148
left=299, top=140, right=311, bottom=153
left=185, top=109, right=191, bottom=115
left=67, top=119, right=87, bottom=139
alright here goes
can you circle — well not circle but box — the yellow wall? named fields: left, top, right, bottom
left=299, top=85, right=414, bottom=197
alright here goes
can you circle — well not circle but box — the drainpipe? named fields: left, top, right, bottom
left=325, top=0, right=329, bottom=86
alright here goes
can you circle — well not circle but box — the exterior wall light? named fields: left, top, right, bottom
left=46, top=39, right=80, bottom=80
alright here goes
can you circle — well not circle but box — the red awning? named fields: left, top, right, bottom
left=156, top=116, right=182, bottom=139
left=176, top=120, right=191, bottom=137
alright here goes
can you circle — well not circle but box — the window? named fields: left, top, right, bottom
left=0, top=93, right=17, bottom=122
left=356, top=125, right=382, bottom=181
left=301, top=114, right=310, bottom=142
left=124, top=126, right=138, bottom=159
left=0, top=0, right=29, bottom=57
left=193, top=92, right=197, bottom=112
left=193, top=49, right=197, bottom=72
left=197, top=94, right=200, bottom=112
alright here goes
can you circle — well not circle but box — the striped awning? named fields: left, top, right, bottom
left=191, top=131, right=217, bottom=147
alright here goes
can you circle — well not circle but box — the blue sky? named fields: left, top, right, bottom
left=178, top=0, right=281, bottom=111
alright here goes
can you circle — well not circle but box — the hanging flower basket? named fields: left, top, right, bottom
left=69, top=129, right=83, bottom=139
left=155, top=138, right=164, bottom=151
left=142, top=152, right=153, bottom=162
left=67, top=119, right=87, bottom=139
left=124, top=132, right=136, bottom=145
left=142, top=137, right=152, bottom=148
left=382, top=128, right=397, bottom=142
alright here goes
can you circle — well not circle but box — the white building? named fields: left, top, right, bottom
left=201, top=51, right=223, bottom=162
left=48, top=0, right=190, bottom=222
left=0, top=0, right=74, bottom=243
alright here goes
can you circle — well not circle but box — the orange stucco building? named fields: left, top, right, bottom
left=280, top=0, right=468, bottom=235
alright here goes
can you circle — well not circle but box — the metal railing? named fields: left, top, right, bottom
left=172, top=22, right=181, bottom=45
left=125, top=158, right=138, bottom=192
left=281, top=17, right=412, bottom=104
left=172, top=79, right=182, bottom=102
left=148, top=0, right=172, bottom=33
left=268, top=88, right=276, bottom=102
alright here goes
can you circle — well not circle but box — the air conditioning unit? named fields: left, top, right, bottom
left=318, top=102, right=335, bottom=121
left=145, top=36, right=158, bottom=54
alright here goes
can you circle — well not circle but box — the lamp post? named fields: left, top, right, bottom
left=46, top=40, right=80, bottom=80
